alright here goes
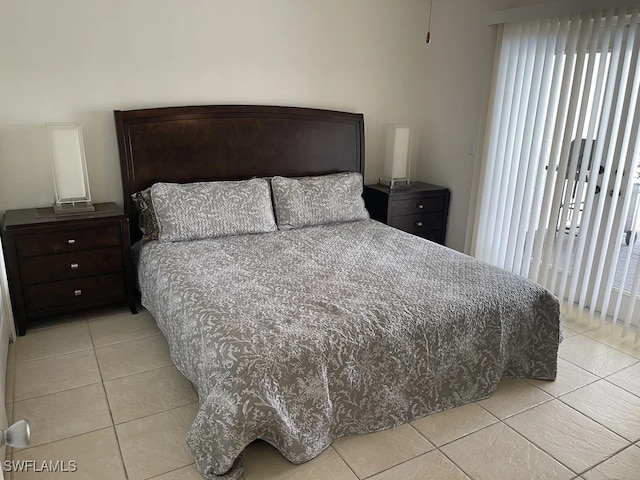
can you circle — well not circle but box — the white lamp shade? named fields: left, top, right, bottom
left=383, top=124, right=411, bottom=181
left=46, top=123, right=91, bottom=202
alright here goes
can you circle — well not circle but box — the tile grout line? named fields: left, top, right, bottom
left=558, top=353, right=609, bottom=377
left=482, top=396, right=556, bottom=422
left=13, top=336, right=102, bottom=405
left=521, top=375, right=602, bottom=400
left=604, top=363, right=640, bottom=392
left=10, top=310, right=181, bottom=480
left=498, top=419, right=580, bottom=476
left=13, top=381, right=107, bottom=405
left=14, top=331, right=163, bottom=366
left=104, top=363, right=181, bottom=387
left=112, top=398, right=199, bottom=427
left=357, top=450, right=438, bottom=480
left=573, top=329, right=640, bottom=361
left=142, top=461, right=194, bottom=480
left=92, top=330, right=162, bottom=350
left=143, top=462, right=196, bottom=479
left=501, top=403, right=636, bottom=477
left=114, top=402, right=199, bottom=480
left=355, top=411, right=499, bottom=478
left=12, top=337, right=104, bottom=402
left=555, top=393, right=638, bottom=443
left=580, top=374, right=640, bottom=402
left=25, top=315, right=88, bottom=334
left=572, top=442, right=640, bottom=477
left=87, top=318, right=130, bottom=480
left=14, top=320, right=92, bottom=364
left=13, top=379, right=104, bottom=404
left=474, top=402, right=501, bottom=420
left=415, top=406, right=508, bottom=450
left=100, top=364, right=175, bottom=384
left=406, top=397, right=562, bottom=450
left=28, top=317, right=160, bottom=373
left=15, top=346, right=95, bottom=366
left=321, top=445, right=359, bottom=479
left=93, top=331, right=172, bottom=383
left=115, top=401, right=200, bottom=428
left=335, top=416, right=492, bottom=479
left=11, top=425, right=114, bottom=455
left=101, top=363, right=176, bottom=384
left=557, top=344, right=638, bottom=380
left=436, top=445, right=476, bottom=480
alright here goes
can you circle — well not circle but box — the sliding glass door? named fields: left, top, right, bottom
left=472, top=6, right=640, bottom=338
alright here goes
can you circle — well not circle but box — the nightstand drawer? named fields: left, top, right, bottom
left=363, top=182, right=450, bottom=245
left=23, top=273, right=125, bottom=313
left=389, top=212, right=444, bottom=235
left=391, top=195, right=446, bottom=216
left=16, top=225, right=121, bottom=257
left=2, top=202, right=137, bottom=335
left=20, top=247, right=124, bottom=285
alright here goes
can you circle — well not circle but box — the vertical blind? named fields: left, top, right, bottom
left=472, top=6, right=640, bottom=340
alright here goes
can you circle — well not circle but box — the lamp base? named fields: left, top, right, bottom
left=378, top=176, right=410, bottom=190
left=53, top=201, right=95, bottom=216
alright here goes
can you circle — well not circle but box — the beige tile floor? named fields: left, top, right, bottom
left=4, top=306, right=640, bottom=480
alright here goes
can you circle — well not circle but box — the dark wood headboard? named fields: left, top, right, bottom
left=114, top=105, right=365, bottom=242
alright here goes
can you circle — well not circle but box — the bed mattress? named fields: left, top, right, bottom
left=137, top=219, right=560, bottom=479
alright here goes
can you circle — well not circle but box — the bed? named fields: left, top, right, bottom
left=114, top=105, right=561, bottom=480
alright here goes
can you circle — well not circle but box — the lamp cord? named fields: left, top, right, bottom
left=426, top=0, right=433, bottom=43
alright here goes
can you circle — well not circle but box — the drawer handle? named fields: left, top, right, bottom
left=74, top=289, right=82, bottom=296
left=70, top=263, right=79, bottom=270
left=415, top=221, right=424, bottom=227
left=417, top=204, right=424, bottom=209
left=68, top=239, right=76, bottom=244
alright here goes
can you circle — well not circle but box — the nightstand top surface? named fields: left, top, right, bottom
left=3, top=202, right=124, bottom=229
left=364, top=181, right=448, bottom=196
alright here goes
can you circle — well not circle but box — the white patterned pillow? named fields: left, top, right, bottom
left=151, top=179, right=277, bottom=242
left=271, top=172, right=369, bottom=230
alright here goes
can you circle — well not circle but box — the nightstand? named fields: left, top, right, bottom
left=1, top=202, right=137, bottom=335
left=363, top=182, right=450, bottom=244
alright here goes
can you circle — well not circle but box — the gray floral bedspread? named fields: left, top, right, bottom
left=137, top=219, right=560, bottom=479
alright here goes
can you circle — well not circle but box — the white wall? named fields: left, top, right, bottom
left=0, top=0, right=429, bottom=216
left=1, top=0, right=557, bottom=253
left=416, top=0, right=552, bottom=252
